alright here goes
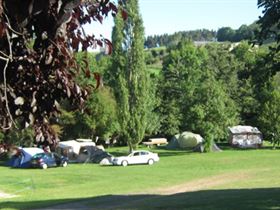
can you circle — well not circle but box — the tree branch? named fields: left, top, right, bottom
left=0, top=19, right=17, bottom=129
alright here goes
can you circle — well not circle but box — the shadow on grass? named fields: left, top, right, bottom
left=1, top=188, right=280, bottom=210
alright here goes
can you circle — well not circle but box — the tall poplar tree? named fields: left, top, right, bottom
left=110, top=0, right=155, bottom=151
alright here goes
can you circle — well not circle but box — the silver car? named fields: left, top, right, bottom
left=112, top=150, right=159, bottom=166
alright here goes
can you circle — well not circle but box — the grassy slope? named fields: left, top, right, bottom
left=0, top=147, right=280, bottom=209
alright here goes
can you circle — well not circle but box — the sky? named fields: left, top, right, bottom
left=86, top=0, right=263, bottom=40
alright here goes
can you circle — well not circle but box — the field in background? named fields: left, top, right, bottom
left=0, top=147, right=280, bottom=210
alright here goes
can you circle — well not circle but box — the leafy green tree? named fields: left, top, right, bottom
left=187, top=70, right=239, bottom=151
left=234, top=24, right=255, bottom=42
left=217, top=27, right=236, bottom=42
left=257, top=0, right=280, bottom=44
left=84, top=87, right=119, bottom=140
left=204, top=43, right=239, bottom=98
left=230, top=42, right=261, bottom=125
left=59, top=87, right=119, bottom=142
left=2, top=127, right=34, bottom=147
left=274, top=72, right=280, bottom=90
left=160, top=41, right=206, bottom=136
left=59, top=106, right=91, bottom=140
left=255, top=1, right=280, bottom=143
left=161, top=41, right=239, bottom=150
left=60, top=52, right=115, bottom=141
left=110, top=0, right=158, bottom=151
left=258, top=90, right=280, bottom=148
left=257, top=0, right=280, bottom=77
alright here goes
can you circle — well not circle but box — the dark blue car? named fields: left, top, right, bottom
left=30, top=152, right=68, bottom=169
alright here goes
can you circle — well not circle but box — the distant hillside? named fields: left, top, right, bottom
left=145, top=29, right=216, bottom=48
left=145, top=22, right=260, bottom=48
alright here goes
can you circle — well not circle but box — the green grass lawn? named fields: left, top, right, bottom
left=1, top=147, right=280, bottom=210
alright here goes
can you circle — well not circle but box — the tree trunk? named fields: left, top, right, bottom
left=272, top=137, right=276, bottom=149
left=128, top=141, right=137, bottom=153
left=128, top=141, right=133, bottom=153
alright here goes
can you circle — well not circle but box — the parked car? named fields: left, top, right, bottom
left=30, top=152, right=68, bottom=169
left=112, top=150, right=159, bottom=166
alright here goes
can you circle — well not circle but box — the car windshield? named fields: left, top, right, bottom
left=32, top=153, right=46, bottom=159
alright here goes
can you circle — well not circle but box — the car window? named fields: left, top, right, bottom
left=33, top=153, right=45, bottom=159
left=43, top=153, right=53, bottom=158
left=133, top=152, right=140, bottom=156
left=140, top=151, right=148, bottom=155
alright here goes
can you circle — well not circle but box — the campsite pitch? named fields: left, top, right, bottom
left=1, top=147, right=280, bottom=210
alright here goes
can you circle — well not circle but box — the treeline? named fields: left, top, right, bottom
left=2, top=41, right=280, bottom=150
left=145, top=23, right=260, bottom=48
left=145, top=29, right=216, bottom=48
left=217, top=23, right=259, bottom=42
left=62, top=41, right=280, bottom=149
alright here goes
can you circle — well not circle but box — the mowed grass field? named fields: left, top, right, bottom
left=0, top=147, right=280, bottom=210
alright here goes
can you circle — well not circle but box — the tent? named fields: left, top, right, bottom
left=86, top=146, right=112, bottom=163
left=8, top=147, right=45, bottom=168
left=228, top=125, right=262, bottom=148
left=166, top=134, right=180, bottom=149
left=167, top=131, right=221, bottom=152
left=167, top=132, right=204, bottom=151
left=178, top=132, right=204, bottom=148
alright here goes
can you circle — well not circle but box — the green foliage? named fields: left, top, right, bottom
left=204, top=43, right=239, bottom=99
left=145, top=29, right=216, bottom=48
left=230, top=42, right=261, bottom=125
left=145, top=22, right=258, bottom=49
left=254, top=2, right=280, bottom=111
left=110, top=0, right=159, bottom=151
left=160, top=41, right=240, bottom=150
left=60, top=108, right=91, bottom=140
left=160, top=41, right=206, bottom=137
left=217, top=23, right=258, bottom=42
left=84, top=87, right=119, bottom=139
left=187, top=73, right=239, bottom=150
left=258, top=90, right=280, bottom=148
left=257, top=0, right=280, bottom=82
left=257, top=0, right=280, bottom=44
left=274, top=72, right=280, bottom=91
left=60, top=52, right=115, bottom=141
left=3, top=128, right=34, bottom=147
left=217, top=27, right=236, bottom=42
left=144, top=47, right=166, bottom=67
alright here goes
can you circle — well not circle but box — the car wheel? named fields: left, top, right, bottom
left=148, top=159, right=154, bottom=165
left=62, top=161, right=68, bottom=167
left=121, top=160, right=128, bottom=167
left=42, top=163, right=48, bottom=169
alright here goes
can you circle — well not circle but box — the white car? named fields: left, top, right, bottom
left=112, top=150, right=159, bottom=166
